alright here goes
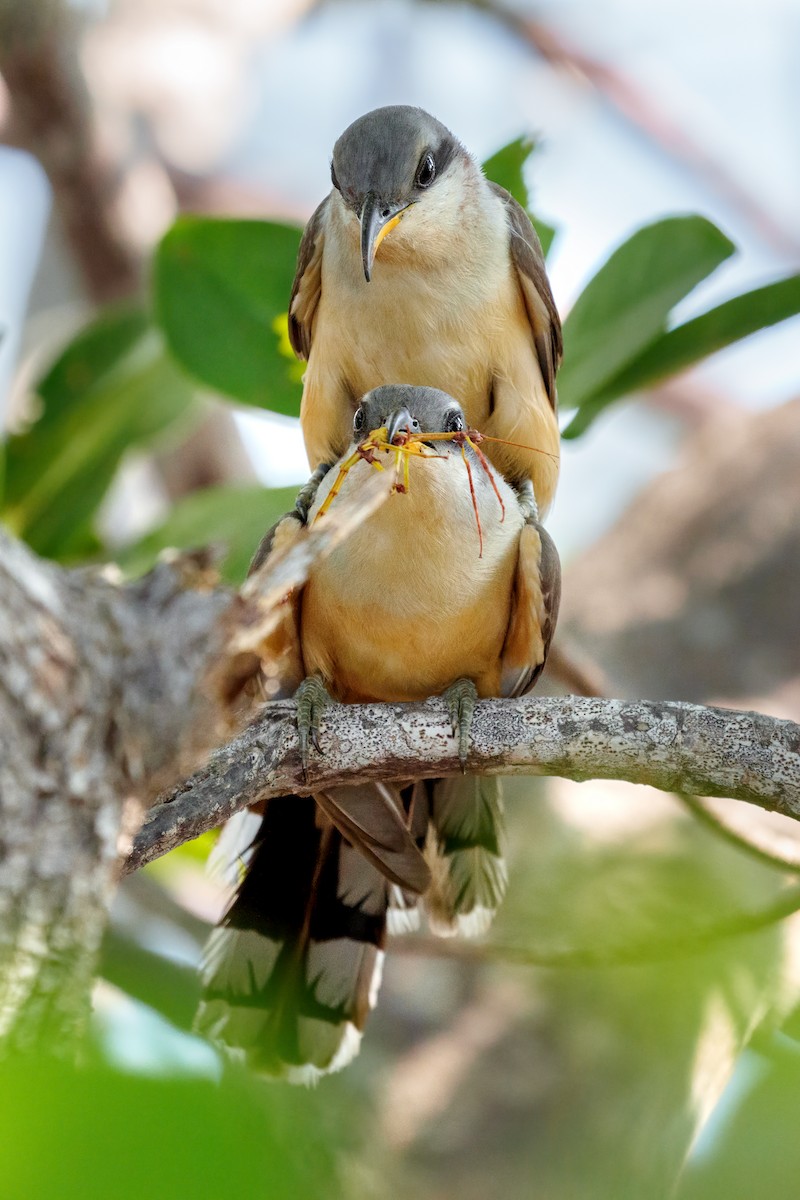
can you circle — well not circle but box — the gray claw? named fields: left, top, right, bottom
left=513, top=478, right=539, bottom=523
left=444, top=678, right=478, bottom=772
left=294, top=462, right=332, bottom=524
left=295, top=675, right=332, bottom=774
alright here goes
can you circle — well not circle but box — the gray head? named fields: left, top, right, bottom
left=331, top=106, right=467, bottom=280
left=355, top=384, right=466, bottom=445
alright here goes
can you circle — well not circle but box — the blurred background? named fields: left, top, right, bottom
left=2, top=0, right=800, bottom=1197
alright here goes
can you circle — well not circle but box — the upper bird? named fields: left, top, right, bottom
left=289, top=105, right=563, bottom=514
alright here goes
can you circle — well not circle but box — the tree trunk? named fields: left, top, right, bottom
left=0, top=530, right=230, bottom=1052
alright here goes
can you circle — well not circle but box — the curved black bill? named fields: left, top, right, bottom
left=360, top=194, right=407, bottom=282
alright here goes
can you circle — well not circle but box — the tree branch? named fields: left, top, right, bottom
left=126, top=695, right=800, bottom=874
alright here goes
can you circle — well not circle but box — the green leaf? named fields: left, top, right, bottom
left=563, top=273, right=800, bottom=437
left=37, top=306, right=149, bottom=420
left=154, top=217, right=304, bottom=414
left=494, top=776, right=788, bottom=1199
left=482, top=135, right=557, bottom=257
left=0, top=306, right=147, bottom=519
left=677, top=1051, right=800, bottom=1199
left=559, top=216, right=736, bottom=417
left=145, top=829, right=217, bottom=877
left=117, top=483, right=300, bottom=585
left=0, top=1056, right=345, bottom=1200
left=2, top=314, right=197, bottom=561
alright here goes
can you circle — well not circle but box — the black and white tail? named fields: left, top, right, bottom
left=196, top=795, right=392, bottom=1083
left=424, top=776, right=508, bottom=937
left=197, top=778, right=505, bottom=1078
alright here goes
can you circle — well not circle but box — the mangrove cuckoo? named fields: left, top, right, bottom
left=290, top=106, right=563, bottom=514
left=197, top=386, right=561, bottom=1081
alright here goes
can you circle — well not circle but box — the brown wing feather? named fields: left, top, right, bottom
left=247, top=511, right=306, bottom=700
left=247, top=510, right=302, bottom=577
left=499, top=517, right=561, bottom=698
left=288, top=195, right=329, bottom=360
left=314, top=783, right=431, bottom=895
left=487, top=181, right=562, bottom=412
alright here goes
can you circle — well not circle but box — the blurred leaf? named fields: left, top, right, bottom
left=474, top=777, right=790, bottom=1200
left=0, top=1056, right=345, bottom=1200
left=154, top=218, right=304, bottom=414
left=482, top=135, right=556, bottom=257
left=155, top=828, right=217, bottom=867
left=558, top=216, right=735, bottom=421
left=677, top=1048, right=800, bottom=1199
left=2, top=315, right=197, bottom=561
left=36, top=306, right=149, bottom=420
left=0, top=307, right=146, bottom=514
left=140, top=829, right=218, bottom=891
left=100, top=930, right=201, bottom=1033
left=117, top=483, right=300, bottom=584
left=563, top=273, right=800, bottom=437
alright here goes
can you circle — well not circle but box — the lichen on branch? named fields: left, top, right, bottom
left=126, top=694, right=800, bottom=874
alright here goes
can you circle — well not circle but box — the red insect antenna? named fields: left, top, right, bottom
left=459, top=442, right=484, bottom=558
left=466, top=429, right=560, bottom=463
left=418, top=429, right=559, bottom=463
left=465, top=435, right=505, bottom=523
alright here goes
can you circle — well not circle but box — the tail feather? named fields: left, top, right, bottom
left=198, top=775, right=510, bottom=1077
left=387, top=884, right=421, bottom=934
left=206, top=807, right=264, bottom=888
left=196, top=794, right=389, bottom=1081
left=385, top=780, right=430, bottom=935
left=424, top=776, right=508, bottom=938
left=314, top=782, right=431, bottom=893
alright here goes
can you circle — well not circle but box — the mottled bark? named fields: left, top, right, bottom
left=126, top=695, right=800, bottom=874
left=0, top=529, right=230, bottom=1053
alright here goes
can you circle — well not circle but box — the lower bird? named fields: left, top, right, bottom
left=196, top=385, right=560, bottom=1081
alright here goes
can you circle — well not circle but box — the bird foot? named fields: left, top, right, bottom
left=443, top=678, right=478, bottom=772
left=294, top=463, right=332, bottom=524
left=513, top=478, right=539, bottom=524
left=295, top=675, right=333, bottom=775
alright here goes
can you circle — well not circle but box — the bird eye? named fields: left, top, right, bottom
left=353, top=407, right=366, bottom=434
left=446, top=409, right=465, bottom=432
left=416, top=152, right=436, bottom=189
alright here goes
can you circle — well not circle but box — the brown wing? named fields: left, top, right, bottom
left=288, top=195, right=329, bottom=360
left=315, top=783, right=431, bottom=895
left=499, top=517, right=561, bottom=698
left=247, top=510, right=302, bottom=577
left=247, top=510, right=306, bottom=700
left=487, top=181, right=563, bottom=412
